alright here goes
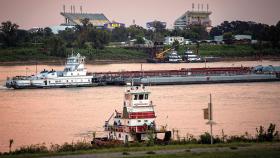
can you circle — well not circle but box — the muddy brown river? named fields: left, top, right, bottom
left=0, top=60, right=279, bottom=152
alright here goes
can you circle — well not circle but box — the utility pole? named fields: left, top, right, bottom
left=203, top=94, right=216, bottom=144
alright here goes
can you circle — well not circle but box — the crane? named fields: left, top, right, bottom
left=151, top=41, right=183, bottom=62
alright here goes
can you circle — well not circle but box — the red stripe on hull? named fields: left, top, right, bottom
left=128, top=112, right=156, bottom=119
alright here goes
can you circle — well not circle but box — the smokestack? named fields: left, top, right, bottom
left=80, top=6, right=83, bottom=14
left=207, top=4, right=209, bottom=12
left=73, top=5, right=75, bottom=13
left=198, top=3, right=200, bottom=11
left=70, top=5, right=72, bottom=13
left=202, top=4, right=204, bottom=11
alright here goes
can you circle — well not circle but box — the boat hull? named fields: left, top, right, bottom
left=130, top=74, right=280, bottom=86
left=6, top=76, right=106, bottom=89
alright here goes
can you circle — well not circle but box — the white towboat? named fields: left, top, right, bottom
left=6, top=53, right=103, bottom=89
left=102, top=84, right=171, bottom=143
left=183, top=49, right=203, bottom=62
left=166, top=50, right=182, bottom=63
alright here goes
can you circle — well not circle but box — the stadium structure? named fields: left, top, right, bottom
left=60, top=5, right=110, bottom=28
left=174, top=3, right=212, bottom=30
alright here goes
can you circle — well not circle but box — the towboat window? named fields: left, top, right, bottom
left=139, top=94, right=144, bottom=100
left=145, top=94, right=148, bottom=100
left=134, top=95, right=137, bottom=100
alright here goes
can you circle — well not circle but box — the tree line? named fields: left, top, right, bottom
left=1, top=19, right=280, bottom=57
left=210, top=20, right=280, bottom=47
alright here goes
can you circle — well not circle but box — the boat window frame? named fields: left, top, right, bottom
left=139, top=94, right=144, bottom=100
left=134, top=95, right=138, bottom=100
left=144, top=94, right=149, bottom=100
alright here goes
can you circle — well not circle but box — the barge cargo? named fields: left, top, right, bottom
left=93, top=65, right=280, bottom=85
left=5, top=61, right=280, bottom=89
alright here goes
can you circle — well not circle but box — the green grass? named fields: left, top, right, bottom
left=0, top=142, right=255, bottom=158
left=130, top=148, right=280, bottom=158
left=0, top=44, right=279, bottom=62
left=0, top=47, right=146, bottom=62
left=0, top=47, right=59, bottom=62
left=178, top=44, right=280, bottom=57
left=75, top=47, right=146, bottom=60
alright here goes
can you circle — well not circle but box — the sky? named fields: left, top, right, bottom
left=0, top=0, right=280, bottom=29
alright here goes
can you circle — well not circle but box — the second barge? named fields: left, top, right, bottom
left=92, top=66, right=280, bottom=86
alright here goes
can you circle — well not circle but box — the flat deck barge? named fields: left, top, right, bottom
left=89, top=66, right=280, bottom=86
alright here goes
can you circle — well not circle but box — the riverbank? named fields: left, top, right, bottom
left=0, top=57, right=279, bottom=66
left=0, top=45, right=280, bottom=65
left=1, top=142, right=279, bottom=158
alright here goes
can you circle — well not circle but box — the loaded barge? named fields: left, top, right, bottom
left=5, top=52, right=280, bottom=89
left=92, top=65, right=280, bottom=86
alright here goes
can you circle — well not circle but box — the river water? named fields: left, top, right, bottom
left=0, top=60, right=280, bottom=152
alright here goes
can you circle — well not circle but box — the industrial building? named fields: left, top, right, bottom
left=164, top=36, right=185, bottom=45
left=214, top=35, right=253, bottom=44
left=174, top=3, right=212, bottom=29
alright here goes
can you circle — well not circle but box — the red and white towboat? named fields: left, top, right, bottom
left=103, top=84, right=171, bottom=143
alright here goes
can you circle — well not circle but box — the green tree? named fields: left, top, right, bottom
left=44, top=36, right=66, bottom=57
left=172, top=40, right=180, bottom=51
left=135, top=35, right=145, bottom=44
left=43, top=27, right=53, bottom=37
left=111, top=26, right=128, bottom=42
left=58, top=28, right=76, bottom=47
left=16, top=29, right=30, bottom=46
left=223, top=32, right=234, bottom=44
left=0, top=21, right=19, bottom=47
left=75, top=18, right=92, bottom=48
left=190, top=25, right=208, bottom=40
left=88, top=28, right=110, bottom=49
left=127, top=25, right=146, bottom=39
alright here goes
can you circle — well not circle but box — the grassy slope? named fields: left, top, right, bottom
left=0, top=45, right=279, bottom=62
left=179, top=44, right=280, bottom=57
left=0, top=47, right=146, bottom=62
left=77, top=47, right=146, bottom=60
left=131, top=148, right=280, bottom=158
left=0, top=47, right=56, bottom=62
left=1, top=142, right=279, bottom=158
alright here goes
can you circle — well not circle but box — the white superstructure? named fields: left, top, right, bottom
left=6, top=53, right=100, bottom=89
left=184, top=49, right=203, bottom=62
left=166, top=50, right=182, bottom=63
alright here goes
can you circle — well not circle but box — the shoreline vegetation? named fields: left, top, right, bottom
left=1, top=20, right=280, bottom=66
left=0, top=45, right=280, bottom=66
left=1, top=123, right=279, bottom=158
